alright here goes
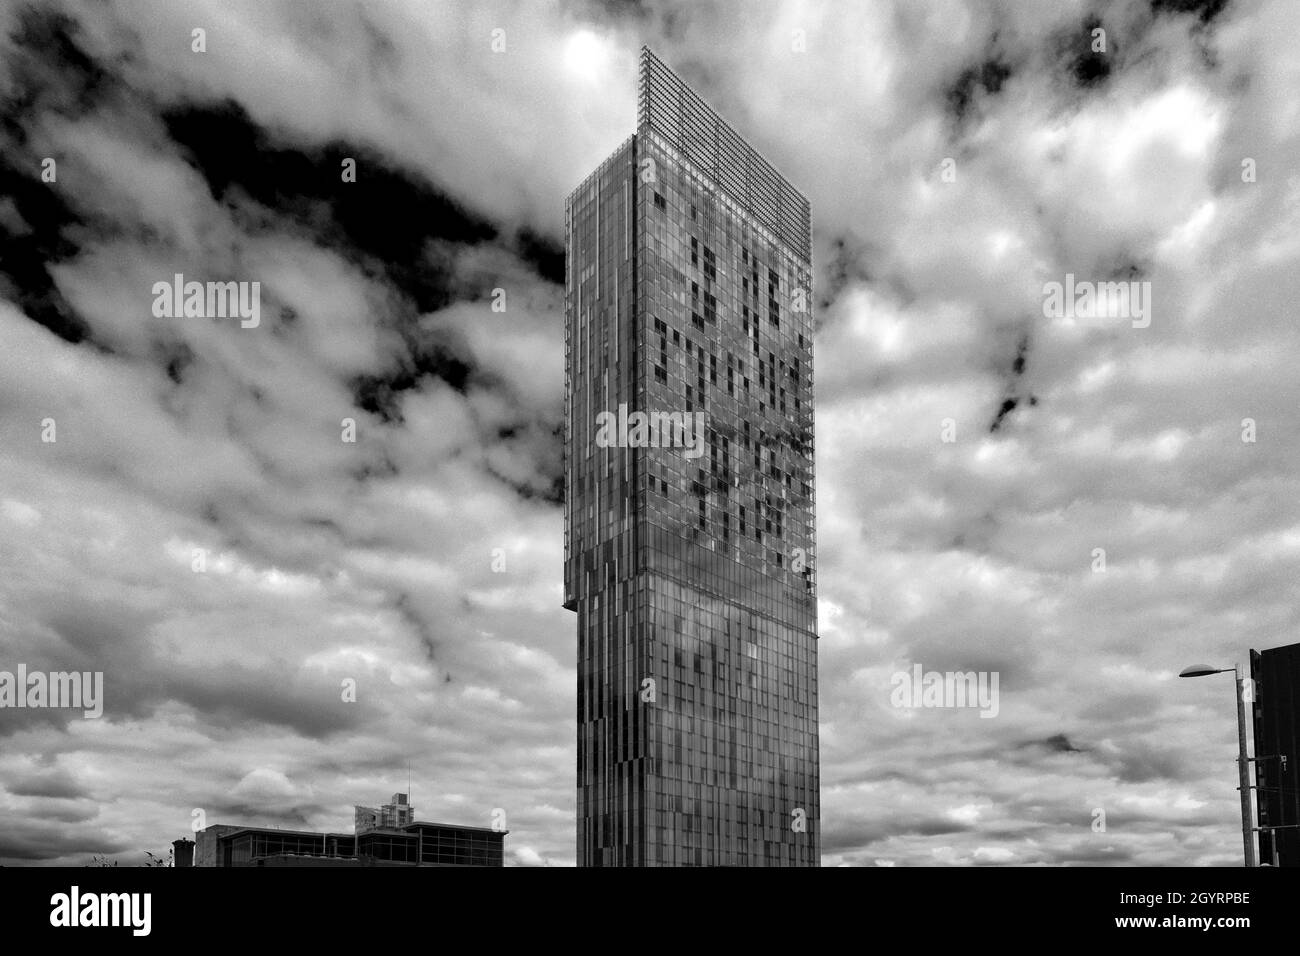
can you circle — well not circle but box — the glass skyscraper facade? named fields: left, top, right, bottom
left=564, top=47, right=819, bottom=866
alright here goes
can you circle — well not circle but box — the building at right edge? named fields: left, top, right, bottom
left=564, top=47, right=819, bottom=866
left=1251, top=643, right=1300, bottom=866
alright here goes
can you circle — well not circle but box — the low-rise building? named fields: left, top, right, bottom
left=183, top=794, right=505, bottom=867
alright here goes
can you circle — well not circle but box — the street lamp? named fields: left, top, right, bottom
left=1179, top=663, right=1256, bottom=867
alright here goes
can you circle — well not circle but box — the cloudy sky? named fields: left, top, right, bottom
left=1, top=0, right=1297, bottom=867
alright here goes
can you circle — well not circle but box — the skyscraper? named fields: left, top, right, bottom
left=564, top=47, right=819, bottom=867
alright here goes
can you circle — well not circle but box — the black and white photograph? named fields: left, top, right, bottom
left=0, top=0, right=1295, bottom=938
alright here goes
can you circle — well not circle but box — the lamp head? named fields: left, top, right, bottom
left=1179, top=664, right=1227, bottom=678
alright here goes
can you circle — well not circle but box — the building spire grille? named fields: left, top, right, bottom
left=637, top=46, right=811, bottom=265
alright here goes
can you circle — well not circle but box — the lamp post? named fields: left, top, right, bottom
left=1179, top=663, right=1256, bottom=867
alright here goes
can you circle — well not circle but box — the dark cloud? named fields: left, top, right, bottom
left=350, top=343, right=474, bottom=423
left=6, top=767, right=91, bottom=800
left=822, top=233, right=875, bottom=308
left=1107, top=739, right=1194, bottom=784
left=0, top=8, right=126, bottom=346
left=2, top=7, right=111, bottom=121
left=0, top=826, right=126, bottom=862
left=945, top=51, right=1012, bottom=125
left=988, top=331, right=1030, bottom=431
left=1151, top=0, right=1232, bottom=26
left=820, top=815, right=974, bottom=852
left=1027, top=733, right=1087, bottom=754
left=153, top=336, right=195, bottom=385
left=160, top=101, right=496, bottom=314
left=0, top=594, right=373, bottom=740
left=1067, top=16, right=1112, bottom=89
left=514, top=227, right=565, bottom=286
left=395, top=592, right=440, bottom=664
left=989, top=396, right=1018, bottom=432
